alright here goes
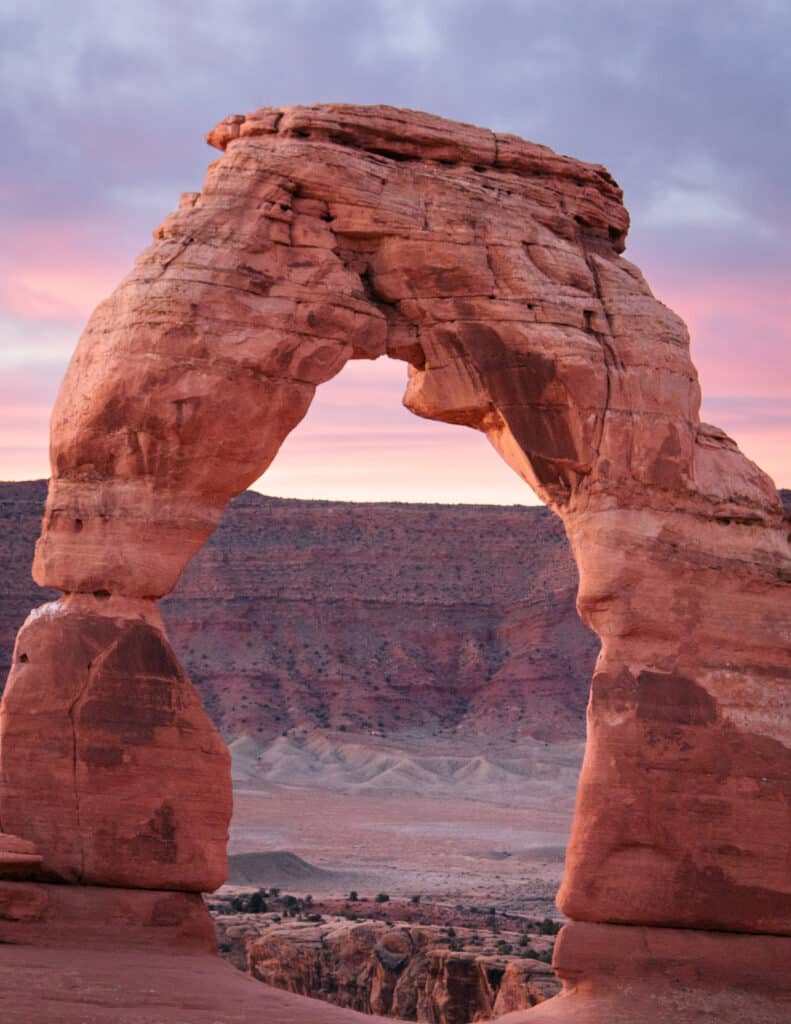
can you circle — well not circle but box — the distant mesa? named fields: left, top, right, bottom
left=227, top=850, right=340, bottom=887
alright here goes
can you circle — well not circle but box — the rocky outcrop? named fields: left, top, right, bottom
left=0, top=596, right=230, bottom=889
left=0, top=878, right=217, bottom=952
left=218, top=916, right=558, bottom=1022
left=0, top=481, right=57, bottom=690
left=492, top=960, right=558, bottom=1017
left=500, top=921, right=791, bottom=1024
left=2, top=104, right=790, bottom=1022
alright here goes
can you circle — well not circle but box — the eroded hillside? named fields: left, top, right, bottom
left=0, top=483, right=597, bottom=747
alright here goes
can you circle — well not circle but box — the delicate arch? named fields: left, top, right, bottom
left=2, top=106, right=790, bottom=1013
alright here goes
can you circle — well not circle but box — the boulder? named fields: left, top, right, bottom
left=0, top=596, right=231, bottom=891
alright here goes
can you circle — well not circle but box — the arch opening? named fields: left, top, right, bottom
left=250, top=354, right=543, bottom=506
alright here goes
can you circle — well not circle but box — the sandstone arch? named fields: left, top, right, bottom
left=1, top=106, right=790, bottom=1020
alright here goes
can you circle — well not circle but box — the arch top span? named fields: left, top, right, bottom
left=34, top=103, right=779, bottom=601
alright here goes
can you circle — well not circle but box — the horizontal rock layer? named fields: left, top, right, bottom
left=0, top=880, right=217, bottom=952
left=230, top=916, right=558, bottom=1023
left=0, top=482, right=598, bottom=744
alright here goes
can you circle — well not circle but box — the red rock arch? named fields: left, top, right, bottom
left=2, top=106, right=790, bottom=1018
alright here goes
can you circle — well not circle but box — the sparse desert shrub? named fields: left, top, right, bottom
left=348, top=890, right=359, bottom=901
left=247, top=890, right=268, bottom=914
left=374, top=893, right=390, bottom=903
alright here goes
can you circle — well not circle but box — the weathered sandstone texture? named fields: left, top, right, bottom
left=498, top=921, right=791, bottom=1024
left=2, top=104, right=790, bottom=1020
left=246, top=921, right=555, bottom=1023
left=0, top=879, right=217, bottom=952
left=0, top=830, right=42, bottom=879
left=0, top=944, right=395, bottom=1024
left=0, top=596, right=230, bottom=889
left=213, top=907, right=558, bottom=1022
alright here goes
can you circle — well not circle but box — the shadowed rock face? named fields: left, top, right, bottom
left=1, top=105, right=790, bottom=1021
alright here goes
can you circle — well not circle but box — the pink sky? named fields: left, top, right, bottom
left=1, top=3, right=788, bottom=503
left=0, top=247, right=787, bottom=504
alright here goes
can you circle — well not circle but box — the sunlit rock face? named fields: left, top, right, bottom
left=0, top=596, right=230, bottom=891
left=1, top=105, right=790, bottom=1020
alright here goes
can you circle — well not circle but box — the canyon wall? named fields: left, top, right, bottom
left=0, top=482, right=596, bottom=743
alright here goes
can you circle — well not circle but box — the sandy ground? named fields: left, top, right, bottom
left=230, top=777, right=574, bottom=917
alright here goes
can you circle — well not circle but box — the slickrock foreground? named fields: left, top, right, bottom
left=1, top=104, right=790, bottom=1022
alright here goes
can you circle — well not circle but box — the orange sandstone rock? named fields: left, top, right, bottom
left=2, top=103, right=790, bottom=1019
left=0, top=596, right=230, bottom=891
left=497, top=921, right=791, bottom=1023
left=0, top=879, right=216, bottom=952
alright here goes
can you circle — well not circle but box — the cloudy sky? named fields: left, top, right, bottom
left=1, top=0, right=788, bottom=503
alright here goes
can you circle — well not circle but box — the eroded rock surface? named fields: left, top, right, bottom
left=0, top=596, right=230, bottom=890
left=0, top=879, right=217, bottom=952
left=215, top=913, right=558, bottom=1023
left=2, top=104, right=790, bottom=1021
left=499, top=921, right=791, bottom=1024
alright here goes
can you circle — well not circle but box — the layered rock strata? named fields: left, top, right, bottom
left=498, top=922, right=791, bottom=1024
left=1, top=104, right=789, bottom=1021
left=0, top=878, right=217, bottom=952
left=0, top=482, right=598, bottom=744
left=0, top=831, right=42, bottom=879
left=216, top=914, right=558, bottom=1023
